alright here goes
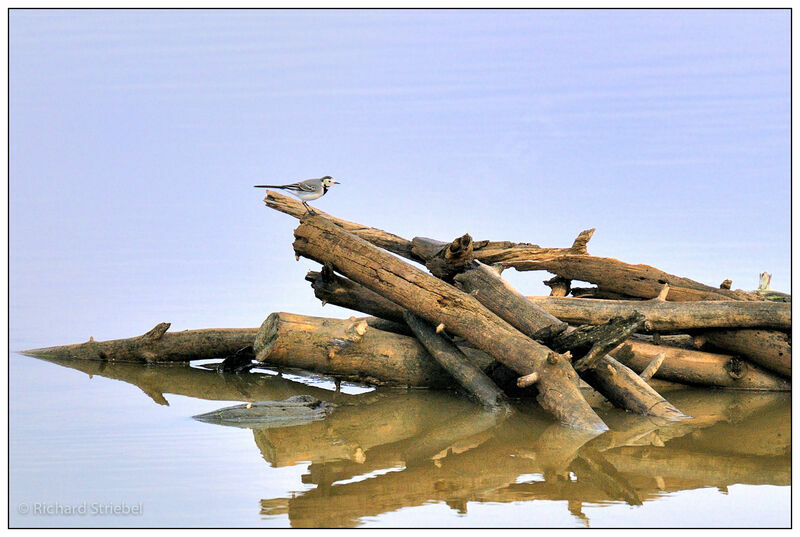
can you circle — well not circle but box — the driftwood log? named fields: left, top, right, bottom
left=253, top=312, right=495, bottom=387
left=611, top=340, right=790, bottom=391
left=310, top=261, right=688, bottom=419
left=528, top=296, right=790, bottom=332
left=22, top=323, right=258, bottom=363
left=450, top=261, right=686, bottom=420
left=291, top=215, right=607, bottom=431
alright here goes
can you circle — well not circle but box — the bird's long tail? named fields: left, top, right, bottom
left=253, top=184, right=286, bottom=188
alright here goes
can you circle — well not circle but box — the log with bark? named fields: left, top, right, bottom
left=290, top=214, right=607, bottom=431
left=21, top=323, right=258, bottom=363
left=610, top=340, right=790, bottom=391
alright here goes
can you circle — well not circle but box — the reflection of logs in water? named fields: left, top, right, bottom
left=258, top=390, right=790, bottom=528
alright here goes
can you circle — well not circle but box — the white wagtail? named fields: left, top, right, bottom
left=254, top=176, right=340, bottom=214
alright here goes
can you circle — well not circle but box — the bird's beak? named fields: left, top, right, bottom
left=333, top=180, right=340, bottom=184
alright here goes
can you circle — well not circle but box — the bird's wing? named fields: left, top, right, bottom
left=282, top=180, right=320, bottom=193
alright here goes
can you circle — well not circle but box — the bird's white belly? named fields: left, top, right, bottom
left=293, top=190, right=324, bottom=201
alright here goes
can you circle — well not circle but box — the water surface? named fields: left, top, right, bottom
left=9, top=351, right=790, bottom=528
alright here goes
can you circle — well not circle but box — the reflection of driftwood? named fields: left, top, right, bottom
left=291, top=215, right=606, bottom=431
left=26, top=353, right=360, bottom=406
left=611, top=340, right=790, bottom=391
left=256, top=387, right=790, bottom=528
left=697, top=329, right=791, bottom=379
left=253, top=312, right=490, bottom=387
left=22, top=323, right=257, bottom=363
left=528, top=296, right=790, bottom=332
left=603, top=447, right=789, bottom=487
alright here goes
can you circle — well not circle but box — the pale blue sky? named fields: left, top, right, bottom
left=10, top=9, right=790, bottom=346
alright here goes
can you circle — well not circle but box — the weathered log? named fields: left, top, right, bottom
left=697, top=329, right=791, bottom=379
left=266, top=191, right=761, bottom=304
left=611, top=340, right=791, bottom=391
left=504, top=230, right=757, bottom=302
left=544, top=275, right=571, bottom=297
left=415, top=233, right=475, bottom=282
left=21, top=323, right=258, bottom=363
left=290, top=215, right=607, bottom=431
left=252, top=312, right=494, bottom=387
left=451, top=261, right=686, bottom=420
left=527, top=296, right=790, bottom=332
left=403, top=311, right=510, bottom=411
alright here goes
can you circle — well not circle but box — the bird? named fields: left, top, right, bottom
left=254, top=176, right=340, bottom=214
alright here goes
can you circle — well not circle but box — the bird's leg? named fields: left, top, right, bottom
left=302, top=201, right=317, bottom=216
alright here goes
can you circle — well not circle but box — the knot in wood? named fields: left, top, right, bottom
left=547, top=352, right=559, bottom=365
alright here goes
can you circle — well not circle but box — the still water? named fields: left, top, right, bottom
left=9, top=349, right=790, bottom=528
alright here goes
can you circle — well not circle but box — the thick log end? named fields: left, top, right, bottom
left=253, top=312, right=281, bottom=361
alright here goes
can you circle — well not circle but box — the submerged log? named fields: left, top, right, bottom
left=697, top=329, right=791, bottom=379
left=611, top=340, right=791, bottom=391
left=451, top=261, right=685, bottom=420
left=252, top=312, right=491, bottom=387
left=21, top=323, right=258, bottom=363
left=291, top=215, right=607, bottom=431
left=527, top=296, right=790, bottom=332
left=403, top=312, right=510, bottom=411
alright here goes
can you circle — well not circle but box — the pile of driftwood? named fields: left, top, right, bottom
left=23, top=191, right=791, bottom=432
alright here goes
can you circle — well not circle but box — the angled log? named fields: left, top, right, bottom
left=306, top=266, right=406, bottom=324
left=549, top=313, right=647, bottom=372
left=610, top=340, right=791, bottom=391
left=265, top=193, right=758, bottom=303
left=252, top=312, right=494, bottom=387
left=452, top=261, right=686, bottom=421
left=697, top=329, right=791, bottom=379
left=264, top=190, right=420, bottom=261
left=403, top=311, right=511, bottom=411
left=527, top=296, right=790, bottom=332
left=291, top=215, right=607, bottom=431
left=21, top=324, right=258, bottom=363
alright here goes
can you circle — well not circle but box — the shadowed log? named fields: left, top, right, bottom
left=528, top=296, right=790, bottom=332
left=21, top=324, right=258, bottom=363
left=403, top=311, right=511, bottom=411
left=697, top=329, right=791, bottom=379
left=611, top=340, right=791, bottom=391
left=291, top=215, right=607, bottom=431
left=306, top=266, right=406, bottom=324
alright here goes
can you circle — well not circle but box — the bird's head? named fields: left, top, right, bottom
left=320, top=176, right=339, bottom=187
